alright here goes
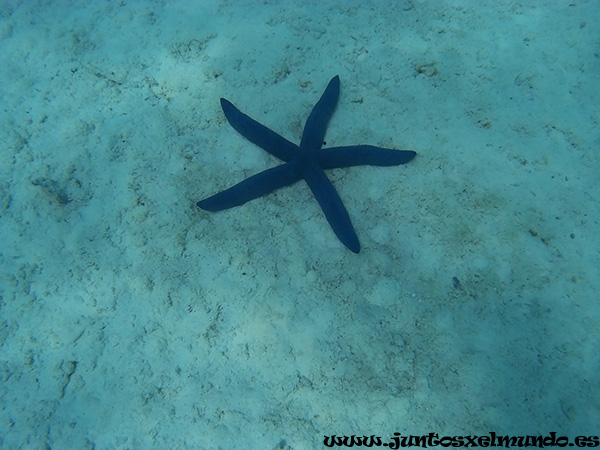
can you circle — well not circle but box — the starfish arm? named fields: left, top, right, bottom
left=315, top=145, right=416, bottom=169
left=302, top=161, right=360, bottom=253
left=220, top=98, right=299, bottom=161
left=197, top=160, right=302, bottom=212
left=300, top=75, right=340, bottom=150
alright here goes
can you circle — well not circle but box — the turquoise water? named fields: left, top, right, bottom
left=1, top=1, right=598, bottom=448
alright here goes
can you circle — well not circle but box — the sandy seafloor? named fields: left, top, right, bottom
left=1, top=0, right=599, bottom=448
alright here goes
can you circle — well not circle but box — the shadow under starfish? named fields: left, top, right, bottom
left=197, top=75, right=416, bottom=253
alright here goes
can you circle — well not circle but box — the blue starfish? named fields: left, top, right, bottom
left=197, top=75, right=416, bottom=253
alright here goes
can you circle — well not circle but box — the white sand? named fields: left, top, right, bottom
left=1, top=0, right=598, bottom=448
